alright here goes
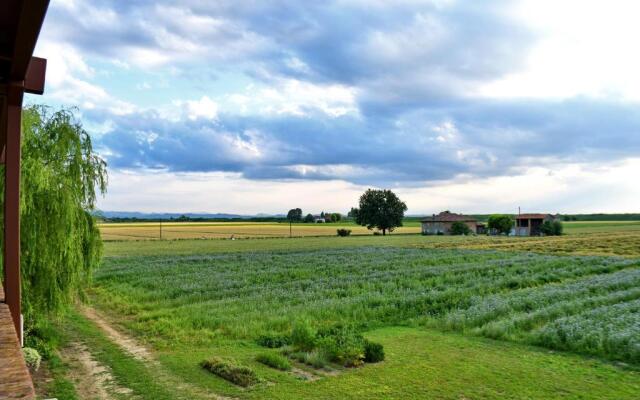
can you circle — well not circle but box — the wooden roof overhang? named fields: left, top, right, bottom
left=1, top=1, right=49, bottom=161
left=1, top=1, right=49, bottom=399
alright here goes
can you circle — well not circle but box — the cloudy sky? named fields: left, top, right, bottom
left=30, top=0, right=640, bottom=215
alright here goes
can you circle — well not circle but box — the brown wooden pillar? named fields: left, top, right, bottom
left=3, top=83, right=24, bottom=344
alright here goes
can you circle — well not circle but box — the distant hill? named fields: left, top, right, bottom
left=95, top=211, right=287, bottom=222
left=97, top=211, right=249, bottom=219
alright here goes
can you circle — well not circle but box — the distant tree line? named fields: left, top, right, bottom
left=103, top=215, right=292, bottom=223
left=287, top=208, right=343, bottom=223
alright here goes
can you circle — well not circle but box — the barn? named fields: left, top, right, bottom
left=514, top=213, right=555, bottom=236
left=421, top=211, right=478, bottom=235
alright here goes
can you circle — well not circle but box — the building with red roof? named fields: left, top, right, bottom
left=421, top=211, right=478, bottom=235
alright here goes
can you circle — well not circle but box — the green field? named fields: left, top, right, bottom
left=98, top=220, right=422, bottom=241
left=39, top=222, right=640, bottom=399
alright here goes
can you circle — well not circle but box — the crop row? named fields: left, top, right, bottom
left=95, top=247, right=640, bottom=364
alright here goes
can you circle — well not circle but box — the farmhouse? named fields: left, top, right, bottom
left=514, top=213, right=555, bottom=236
left=421, top=211, right=478, bottom=235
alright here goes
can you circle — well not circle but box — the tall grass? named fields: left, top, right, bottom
left=94, top=248, right=640, bottom=364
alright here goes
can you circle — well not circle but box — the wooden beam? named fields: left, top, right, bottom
left=3, top=83, right=23, bottom=343
left=24, top=57, right=46, bottom=95
left=9, top=0, right=50, bottom=81
left=0, top=94, right=5, bottom=164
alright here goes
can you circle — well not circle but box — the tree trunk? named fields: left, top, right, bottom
left=382, top=228, right=386, bottom=236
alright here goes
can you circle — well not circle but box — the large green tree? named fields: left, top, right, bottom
left=287, top=208, right=303, bottom=222
left=488, top=214, right=514, bottom=235
left=0, top=106, right=107, bottom=324
left=352, top=189, right=407, bottom=235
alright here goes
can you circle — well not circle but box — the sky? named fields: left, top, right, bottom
left=29, top=0, right=640, bottom=215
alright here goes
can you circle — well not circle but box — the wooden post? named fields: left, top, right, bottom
left=4, top=83, right=24, bottom=344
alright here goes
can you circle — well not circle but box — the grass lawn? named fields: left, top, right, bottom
left=38, top=225, right=640, bottom=399
left=56, top=312, right=640, bottom=400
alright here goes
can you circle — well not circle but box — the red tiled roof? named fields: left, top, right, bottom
left=515, top=213, right=551, bottom=219
left=421, top=211, right=477, bottom=223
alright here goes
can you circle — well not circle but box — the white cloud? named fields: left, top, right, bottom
left=35, top=40, right=136, bottom=115
left=184, top=96, right=219, bottom=120
left=479, top=0, right=640, bottom=101
left=98, top=170, right=365, bottom=214
left=400, top=158, right=640, bottom=214
left=223, top=78, right=359, bottom=117
left=98, top=158, right=640, bottom=214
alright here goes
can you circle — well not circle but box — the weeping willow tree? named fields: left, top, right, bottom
left=0, top=106, right=107, bottom=325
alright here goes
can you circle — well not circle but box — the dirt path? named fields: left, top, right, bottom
left=78, top=306, right=236, bottom=400
left=81, top=306, right=153, bottom=363
left=61, top=342, right=134, bottom=400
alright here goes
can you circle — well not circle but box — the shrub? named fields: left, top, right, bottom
left=553, top=221, right=564, bottom=235
left=24, top=324, right=55, bottom=360
left=291, top=320, right=316, bottom=351
left=200, top=357, right=260, bottom=387
left=540, top=220, right=563, bottom=236
left=22, top=347, right=41, bottom=371
left=488, top=214, right=514, bottom=235
left=336, top=228, right=352, bottom=237
left=316, top=324, right=365, bottom=367
left=450, top=221, right=471, bottom=235
left=364, top=340, right=385, bottom=363
left=256, top=333, right=291, bottom=348
left=373, top=231, right=382, bottom=236
left=256, top=353, right=291, bottom=371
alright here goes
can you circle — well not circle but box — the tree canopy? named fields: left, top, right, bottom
left=0, top=106, right=107, bottom=324
left=488, top=214, right=514, bottom=235
left=287, top=208, right=303, bottom=222
left=352, top=189, right=407, bottom=235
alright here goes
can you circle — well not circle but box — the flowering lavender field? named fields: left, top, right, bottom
left=95, top=247, right=640, bottom=365
left=442, top=267, right=640, bottom=362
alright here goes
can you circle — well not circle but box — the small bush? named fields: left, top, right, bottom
left=373, top=231, right=382, bottom=236
left=22, top=347, right=41, bottom=371
left=200, top=357, right=260, bottom=387
left=450, top=221, right=471, bottom=235
left=256, top=333, right=291, bottom=348
left=256, top=353, right=291, bottom=371
left=364, top=340, right=385, bottom=363
left=541, top=220, right=564, bottom=236
left=317, top=324, right=365, bottom=367
left=336, top=228, right=352, bottom=237
left=286, top=322, right=383, bottom=368
left=291, top=320, right=316, bottom=351
left=24, top=321, right=57, bottom=360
